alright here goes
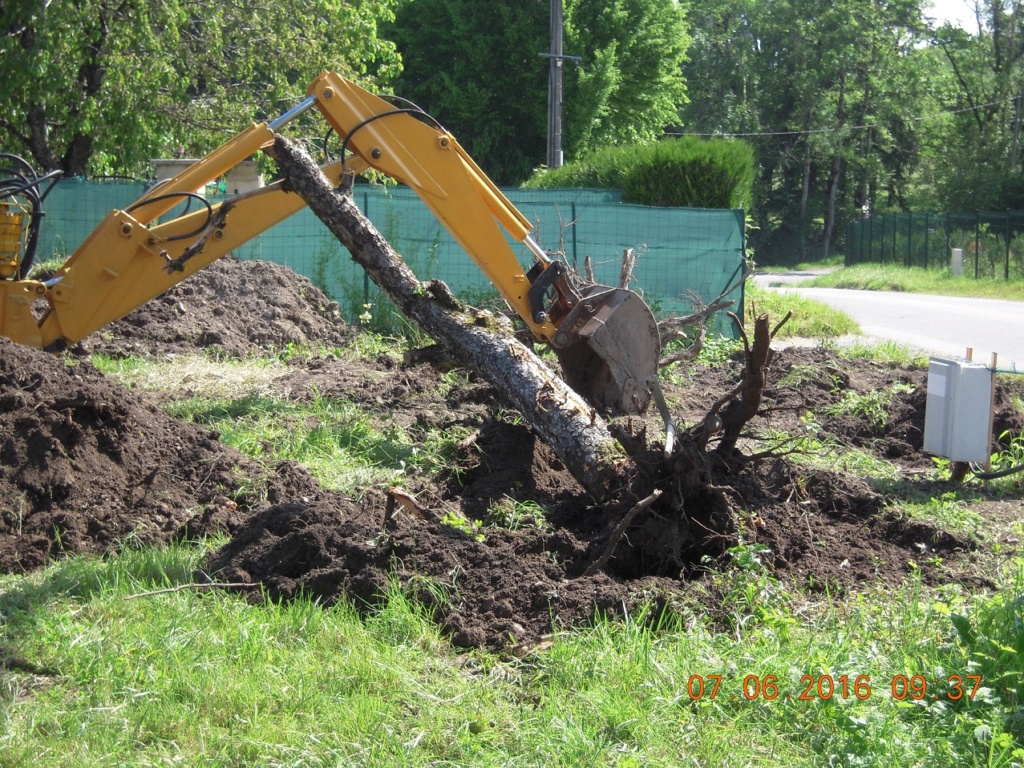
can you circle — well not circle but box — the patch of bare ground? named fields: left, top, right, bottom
left=1, top=260, right=1020, bottom=649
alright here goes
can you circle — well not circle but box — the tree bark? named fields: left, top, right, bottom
left=273, top=136, right=777, bottom=573
left=823, top=72, right=846, bottom=261
left=715, top=313, right=771, bottom=457
left=273, top=135, right=633, bottom=500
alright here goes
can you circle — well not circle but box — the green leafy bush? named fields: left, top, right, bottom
left=523, top=137, right=754, bottom=210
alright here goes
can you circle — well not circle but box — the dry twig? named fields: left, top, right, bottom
left=124, top=582, right=260, bottom=600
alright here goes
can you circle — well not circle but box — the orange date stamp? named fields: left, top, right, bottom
left=685, top=674, right=984, bottom=702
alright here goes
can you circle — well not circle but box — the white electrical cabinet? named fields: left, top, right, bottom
left=923, top=358, right=993, bottom=462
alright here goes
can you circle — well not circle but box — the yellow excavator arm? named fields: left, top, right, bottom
left=0, top=72, right=659, bottom=413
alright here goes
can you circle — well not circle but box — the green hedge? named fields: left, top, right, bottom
left=522, top=137, right=754, bottom=210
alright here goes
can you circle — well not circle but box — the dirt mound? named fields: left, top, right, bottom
left=206, top=412, right=983, bottom=650
left=1, top=258, right=1018, bottom=648
left=82, top=257, right=351, bottom=358
left=0, top=339, right=230, bottom=571
left=207, top=498, right=635, bottom=649
left=1, top=258, right=354, bottom=574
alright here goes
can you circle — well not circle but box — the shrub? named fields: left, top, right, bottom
left=523, top=137, right=754, bottom=210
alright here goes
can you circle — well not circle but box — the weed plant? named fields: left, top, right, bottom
left=896, top=491, right=985, bottom=537
left=486, top=496, right=552, bottom=531
left=822, top=382, right=916, bottom=434
left=983, top=430, right=1024, bottom=494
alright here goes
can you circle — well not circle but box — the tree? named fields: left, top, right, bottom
left=679, top=0, right=762, bottom=136
left=0, top=0, right=402, bottom=177
left=682, top=0, right=927, bottom=263
left=929, top=1, right=1024, bottom=210
left=387, top=0, right=690, bottom=184
left=385, top=0, right=550, bottom=185
left=276, top=133, right=772, bottom=572
left=1, top=0, right=179, bottom=175
left=561, top=0, right=689, bottom=158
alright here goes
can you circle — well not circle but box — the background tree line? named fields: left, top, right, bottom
left=3, top=0, right=1024, bottom=264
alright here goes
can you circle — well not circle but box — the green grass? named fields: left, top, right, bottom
left=832, top=339, right=930, bottom=367
left=92, top=350, right=471, bottom=497
left=2, top=546, right=1021, bottom=766
left=163, top=391, right=461, bottom=496
left=805, top=264, right=1024, bottom=301
left=745, top=284, right=861, bottom=339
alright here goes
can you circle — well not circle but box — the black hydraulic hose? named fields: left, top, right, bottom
left=126, top=192, right=213, bottom=241
left=0, top=154, right=63, bottom=278
left=339, top=100, right=445, bottom=173
left=970, top=462, right=1024, bottom=480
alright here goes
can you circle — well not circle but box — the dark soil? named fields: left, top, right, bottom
left=2, top=258, right=1020, bottom=650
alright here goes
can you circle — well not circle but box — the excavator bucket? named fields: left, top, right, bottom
left=550, top=284, right=661, bottom=415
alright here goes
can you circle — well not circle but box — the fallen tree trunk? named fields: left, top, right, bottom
left=274, top=136, right=634, bottom=500
left=274, top=136, right=779, bottom=575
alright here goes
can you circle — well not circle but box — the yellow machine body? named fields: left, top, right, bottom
left=0, top=72, right=660, bottom=413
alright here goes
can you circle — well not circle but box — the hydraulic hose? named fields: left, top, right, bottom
left=1, top=153, right=62, bottom=278
left=970, top=462, right=1024, bottom=480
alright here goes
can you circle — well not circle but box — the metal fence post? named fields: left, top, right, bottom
left=906, top=213, right=912, bottom=267
left=891, top=213, right=897, bottom=263
left=1006, top=209, right=1012, bottom=280
left=924, top=213, right=929, bottom=269
left=363, top=191, right=371, bottom=303
left=975, top=211, right=980, bottom=279
left=571, top=201, right=578, bottom=268
left=945, top=213, right=950, bottom=265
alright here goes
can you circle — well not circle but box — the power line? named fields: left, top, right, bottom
left=669, top=94, right=1020, bottom=139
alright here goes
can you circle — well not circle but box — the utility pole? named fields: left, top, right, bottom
left=546, top=0, right=564, bottom=169
left=541, top=0, right=581, bottom=169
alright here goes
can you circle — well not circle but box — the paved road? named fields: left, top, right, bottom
left=753, top=274, right=1024, bottom=373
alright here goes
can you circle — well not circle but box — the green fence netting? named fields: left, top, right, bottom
left=36, top=180, right=747, bottom=337
left=846, top=211, right=1024, bottom=280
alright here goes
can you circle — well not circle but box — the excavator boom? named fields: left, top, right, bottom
left=0, top=72, right=660, bottom=414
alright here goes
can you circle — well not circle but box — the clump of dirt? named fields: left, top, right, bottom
left=1, top=258, right=1019, bottom=650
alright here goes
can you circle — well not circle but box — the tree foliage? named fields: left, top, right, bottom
left=683, top=0, right=1024, bottom=263
left=928, top=1, right=1024, bottom=211
left=683, top=0, right=928, bottom=262
left=0, top=0, right=402, bottom=176
left=562, top=0, right=689, bottom=153
left=387, top=0, right=688, bottom=185
left=9, top=0, right=1024, bottom=265
left=385, top=0, right=550, bottom=186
